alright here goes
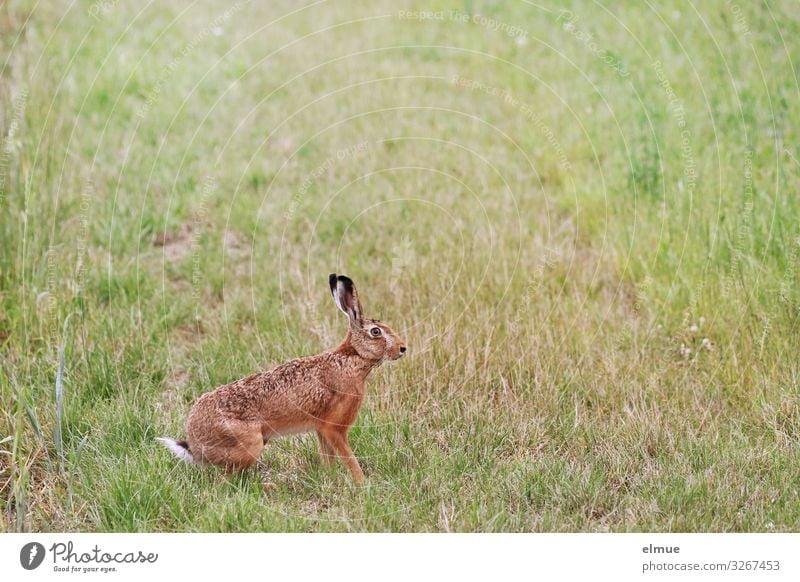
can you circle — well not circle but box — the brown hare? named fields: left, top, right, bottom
left=157, top=274, right=406, bottom=482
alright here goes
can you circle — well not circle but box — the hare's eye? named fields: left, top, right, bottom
left=369, top=327, right=382, bottom=337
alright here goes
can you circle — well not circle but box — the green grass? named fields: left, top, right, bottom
left=1, top=0, right=799, bottom=532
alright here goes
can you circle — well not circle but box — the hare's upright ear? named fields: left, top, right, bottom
left=329, top=273, right=363, bottom=325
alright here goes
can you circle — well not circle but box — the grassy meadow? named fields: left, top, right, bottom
left=1, top=0, right=799, bottom=532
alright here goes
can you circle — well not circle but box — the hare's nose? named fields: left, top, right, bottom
left=400, top=346, right=407, bottom=354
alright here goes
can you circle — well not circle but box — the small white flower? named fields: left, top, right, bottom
left=515, top=35, right=528, bottom=47
left=766, top=521, right=775, bottom=530
left=680, top=344, right=692, bottom=359
left=563, top=22, right=575, bottom=32
left=689, top=324, right=699, bottom=333
left=699, top=316, right=705, bottom=325
left=701, top=338, right=712, bottom=350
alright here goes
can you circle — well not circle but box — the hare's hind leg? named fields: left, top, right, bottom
left=321, top=428, right=364, bottom=483
left=200, top=420, right=264, bottom=472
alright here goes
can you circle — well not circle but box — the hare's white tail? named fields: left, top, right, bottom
left=156, top=437, right=196, bottom=464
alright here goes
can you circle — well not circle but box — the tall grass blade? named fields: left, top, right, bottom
left=55, top=313, right=73, bottom=474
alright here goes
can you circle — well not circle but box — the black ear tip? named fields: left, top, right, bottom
left=329, top=273, right=355, bottom=293
left=337, top=275, right=355, bottom=292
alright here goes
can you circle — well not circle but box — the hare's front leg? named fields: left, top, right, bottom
left=321, top=428, right=364, bottom=483
left=316, top=430, right=336, bottom=465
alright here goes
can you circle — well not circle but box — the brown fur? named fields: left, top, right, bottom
left=169, top=275, right=406, bottom=482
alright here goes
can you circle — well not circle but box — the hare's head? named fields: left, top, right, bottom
left=329, top=273, right=407, bottom=362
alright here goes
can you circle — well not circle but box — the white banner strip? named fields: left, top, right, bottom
left=2, top=533, right=798, bottom=581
